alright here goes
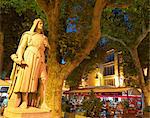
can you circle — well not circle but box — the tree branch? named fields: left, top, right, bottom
left=106, top=3, right=130, bottom=8
left=102, top=34, right=128, bottom=48
left=64, top=0, right=107, bottom=74
left=134, top=28, right=150, bottom=49
left=106, top=0, right=132, bottom=8
left=102, top=34, right=132, bottom=53
left=36, top=0, right=49, bottom=14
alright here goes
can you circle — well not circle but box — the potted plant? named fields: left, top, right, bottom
left=82, top=90, right=102, bottom=117
left=122, top=100, right=129, bottom=113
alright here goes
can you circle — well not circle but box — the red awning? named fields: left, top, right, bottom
left=64, top=87, right=133, bottom=94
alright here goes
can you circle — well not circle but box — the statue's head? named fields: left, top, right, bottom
left=30, top=18, right=44, bottom=34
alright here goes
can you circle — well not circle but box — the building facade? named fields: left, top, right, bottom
left=80, top=49, right=125, bottom=88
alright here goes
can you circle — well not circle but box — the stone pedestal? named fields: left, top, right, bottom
left=3, top=107, right=51, bottom=118
left=4, top=92, right=51, bottom=118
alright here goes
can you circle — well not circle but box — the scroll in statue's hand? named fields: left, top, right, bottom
left=20, top=60, right=28, bottom=68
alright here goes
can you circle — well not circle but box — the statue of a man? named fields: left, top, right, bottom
left=8, top=18, right=50, bottom=109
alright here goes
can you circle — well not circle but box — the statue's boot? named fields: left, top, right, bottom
left=20, top=92, right=28, bottom=109
left=15, top=93, right=21, bottom=107
left=20, top=101, right=27, bottom=109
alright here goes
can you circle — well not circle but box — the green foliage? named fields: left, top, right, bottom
left=107, top=0, right=132, bottom=4
left=82, top=90, right=102, bottom=117
left=122, top=100, right=129, bottom=109
left=121, top=34, right=149, bottom=85
left=138, top=35, right=149, bottom=68
left=144, top=106, right=150, bottom=112
left=57, top=0, right=101, bottom=89
left=66, top=40, right=107, bottom=89
left=124, top=78, right=140, bottom=87
left=122, top=49, right=137, bottom=77
left=0, top=0, right=47, bottom=26
left=0, top=0, right=39, bottom=14
left=102, top=0, right=149, bottom=82
left=121, top=48, right=141, bottom=87
left=62, top=101, right=72, bottom=112
left=57, top=0, right=94, bottom=61
left=1, top=7, right=36, bottom=72
left=0, top=0, right=48, bottom=73
left=66, top=66, right=83, bottom=90
left=102, top=0, right=149, bottom=46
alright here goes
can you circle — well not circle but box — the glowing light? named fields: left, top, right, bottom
left=60, top=57, right=66, bottom=64
left=143, top=68, right=148, bottom=76
left=95, top=72, right=102, bottom=86
left=119, top=77, right=124, bottom=87
left=115, top=75, right=119, bottom=87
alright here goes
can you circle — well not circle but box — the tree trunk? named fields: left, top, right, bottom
left=37, top=0, right=107, bottom=117
left=46, top=61, right=73, bottom=118
left=0, top=32, right=4, bottom=76
left=46, top=69, right=64, bottom=118
left=143, top=86, right=150, bottom=107
left=130, top=48, right=150, bottom=107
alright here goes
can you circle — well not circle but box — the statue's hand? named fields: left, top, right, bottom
left=11, top=54, right=27, bottom=67
left=11, top=54, right=18, bottom=61
left=21, top=60, right=27, bottom=65
left=11, top=54, right=21, bottom=64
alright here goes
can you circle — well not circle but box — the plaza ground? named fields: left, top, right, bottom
left=1, top=113, right=149, bottom=118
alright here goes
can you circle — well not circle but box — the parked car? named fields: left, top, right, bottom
left=0, top=86, right=9, bottom=93
left=0, top=86, right=9, bottom=115
left=0, top=86, right=9, bottom=107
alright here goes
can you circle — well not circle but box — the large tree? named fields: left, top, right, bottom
left=36, top=0, right=135, bottom=116
left=35, top=0, right=108, bottom=117
left=102, top=0, right=150, bottom=108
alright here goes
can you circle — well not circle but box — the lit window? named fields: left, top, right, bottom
left=104, top=66, right=114, bottom=76
left=105, top=52, right=114, bottom=63
left=104, top=79, right=115, bottom=86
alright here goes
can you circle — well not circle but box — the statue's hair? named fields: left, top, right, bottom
left=17, top=18, right=44, bottom=52
left=30, top=18, right=44, bottom=34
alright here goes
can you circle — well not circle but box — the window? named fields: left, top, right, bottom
left=105, top=52, right=114, bottom=63
left=99, top=37, right=108, bottom=47
left=104, top=79, right=115, bottom=86
left=104, top=66, right=114, bottom=76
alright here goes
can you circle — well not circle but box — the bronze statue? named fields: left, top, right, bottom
left=8, top=18, right=50, bottom=109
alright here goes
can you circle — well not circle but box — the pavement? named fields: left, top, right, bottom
left=0, top=113, right=149, bottom=118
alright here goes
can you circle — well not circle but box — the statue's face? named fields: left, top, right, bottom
left=37, top=20, right=43, bottom=30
